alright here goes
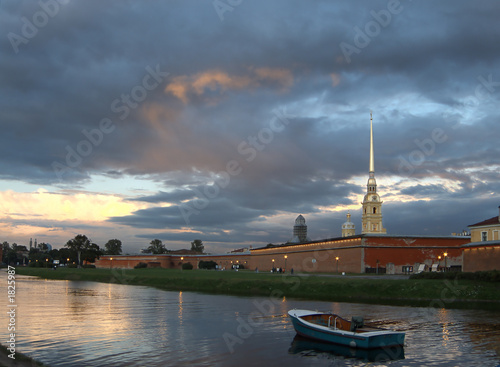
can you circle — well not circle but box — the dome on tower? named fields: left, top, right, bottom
left=290, top=215, right=309, bottom=243
left=295, top=215, right=306, bottom=226
left=342, top=212, right=355, bottom=229
left=342, top=221, right=355, bottom=230
left=341, top=212, right=355, bottom=237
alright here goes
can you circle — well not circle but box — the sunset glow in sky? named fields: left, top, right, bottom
left=1, top=1, right=499, bottom=253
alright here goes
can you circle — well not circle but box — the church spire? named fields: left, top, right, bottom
left=361, top=112, right=386, bottom=234
left=367, top=111, right=377, bottom=193
left=369, top=111, right=374, bottom=174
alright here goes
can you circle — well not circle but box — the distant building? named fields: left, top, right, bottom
left=462, top=206, right=500, bottom=272
left=468, top=206, right=500, bottom=242
left=228, top=247, right=250, bottom=253
left=361, top=113, right=387, bottom=234
left=341, top=212, right=355, bottom=237
left=290, top=215, right=310, bottom=243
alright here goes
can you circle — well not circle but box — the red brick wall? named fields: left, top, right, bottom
left=95, top=236, right=472, bottom=274
left=248, top=238, right=363, bottom=273
left=362, top=236, right=469, bottom=272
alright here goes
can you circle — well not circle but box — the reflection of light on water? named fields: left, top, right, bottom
left=178, top=291, right=183, bottom=323
left=279, top=296, right=290, bottom=329
left=441, top=323, right=450, bottom=346
left=438, top=309, right=450, bottom=347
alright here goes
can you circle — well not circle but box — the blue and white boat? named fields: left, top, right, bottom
left=288, top=309, right=405, bottom=349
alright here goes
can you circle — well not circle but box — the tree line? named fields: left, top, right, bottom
left=2, top=236, right=204, bottom=266
left=140, top=239, right=204, bottom=254
left=1, top=235, right=122, bottom=267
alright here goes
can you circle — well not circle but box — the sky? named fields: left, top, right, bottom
left=1, top=0, right=499, bottom=254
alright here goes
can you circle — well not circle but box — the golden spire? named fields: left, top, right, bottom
left=369, top=111, right=375, bottom=174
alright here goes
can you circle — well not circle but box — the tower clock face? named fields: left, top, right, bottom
left=372, top=195, right=378, bottom=201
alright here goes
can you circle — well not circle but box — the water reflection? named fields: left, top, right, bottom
left=0, top=274, right=499, bottom=367
left=288, top=335, right=405, bottom=362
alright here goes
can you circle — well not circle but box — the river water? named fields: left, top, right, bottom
left=1, top=273, right=499, bottom=366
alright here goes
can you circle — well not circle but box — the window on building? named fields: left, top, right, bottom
left=373, top=207, right=377, bottom=214
left=481, top=231, right=488, bottom=241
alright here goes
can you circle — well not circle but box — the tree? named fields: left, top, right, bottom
left=145, top=239, right=167, bottom=254
left=191, top=239, right=204, bottom=253
left=29, top=249, right=52, bottom=267
left=2, top=241, right=10, bottom=263
left=49, top=248, right=60, bottom=260
left=104, top=239, right=122, bottom=255
left=58, top=248, right=73, bottom=264
left=38, top=242, right=49, bottom=252
left=82, top=243, right=102, bottom=264
left=3, top=242, right=19, bottom=265
left=65, top=234, right=103, bottom=266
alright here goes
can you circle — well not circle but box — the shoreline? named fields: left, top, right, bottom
left=0, top=344, right=47, bottom=367
left=12, top=267, right=500, bottom=311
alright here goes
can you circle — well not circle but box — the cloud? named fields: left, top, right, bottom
left=1, top=0, right=500, bottom=252
left=0, top=189, right=139, bottom=222
left=164, top=67, right=294, bottom=103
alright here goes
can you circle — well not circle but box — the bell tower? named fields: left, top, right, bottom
left=362, top=112, right=386, bottom=234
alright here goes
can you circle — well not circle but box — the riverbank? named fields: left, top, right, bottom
left=0, top=344, right=47, bottom=367
left=13, top=267, right=500, bottom=310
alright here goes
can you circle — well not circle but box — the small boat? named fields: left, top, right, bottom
left=288, top=309, right=405, bottom=349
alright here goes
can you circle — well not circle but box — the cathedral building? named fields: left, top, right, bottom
left=361, top=112, right=386, bottom=234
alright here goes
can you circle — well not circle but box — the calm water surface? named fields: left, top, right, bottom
left=1, top=273, right=499, bottom=366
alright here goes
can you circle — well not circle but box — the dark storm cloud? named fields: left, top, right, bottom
left=384, top=198, right=499, bottom=236
left=1, top=0, right=500, bottom=250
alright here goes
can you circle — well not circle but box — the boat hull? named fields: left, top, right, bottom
left=288, top=309, right=405, bottom=349
left=289, top=335, right=405, bottom=362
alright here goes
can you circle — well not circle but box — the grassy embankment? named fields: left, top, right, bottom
left=14, top=267, right=500, bottom=310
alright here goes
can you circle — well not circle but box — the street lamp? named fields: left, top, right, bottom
left=272, top=259, right=275, bottom=272
left=284, top=255, right=288, bottom=272
left=110, top=257, right=113, bottom=269
left=443, top=252, right=448, bottom=271
left=335, top=256, right=339, bottom=273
